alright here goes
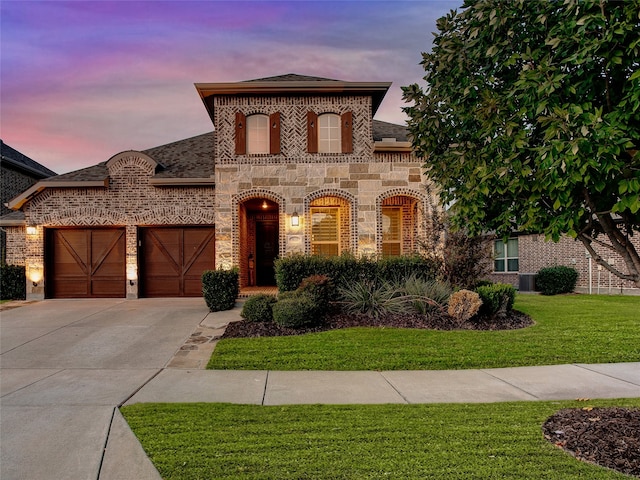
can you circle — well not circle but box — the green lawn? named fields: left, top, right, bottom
left=122, top=399, right=640, bottom=479
left=207, top=295, right=640, bottom=370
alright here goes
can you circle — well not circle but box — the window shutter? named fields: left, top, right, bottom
left=235, top=112, right=246, bottom=155
left=269, top=112, right=281, bottom=154
left=307, top=111, right=318, bottom=153
left=341, top=111, right=353, bottom=153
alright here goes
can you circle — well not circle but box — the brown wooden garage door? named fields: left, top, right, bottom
left=46, top=228, right=126, bottom=298
left=139, top=227, right=215, bottom=297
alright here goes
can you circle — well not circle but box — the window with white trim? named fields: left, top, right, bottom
left=310, top=207, right=339, bottom=256
left=494, top=238, right=519, bottom=272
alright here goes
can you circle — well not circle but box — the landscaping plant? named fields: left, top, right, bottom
left=240, top=294, right=277, bottom=322
left=475, top=283, right=516, bottom=317
left=447, top=289, right=483, bottom=324
left=202, top=267, right=239, bottom=312
left=536, top=266, right=579, bottom=295
left=0, top=264, right=26, bottom=300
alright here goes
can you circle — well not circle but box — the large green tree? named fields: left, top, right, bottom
left=403, top=0, right=640, bottom=287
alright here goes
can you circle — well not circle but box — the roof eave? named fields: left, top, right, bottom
left=195, top=80, right=392, bottom=121
left=149, top=177, right=216, bottom=186
left=7, top=178, right=109, bottom=210
left=374, top=141, right=413, bottom=153
left=1, top=156, right=55, bottom=179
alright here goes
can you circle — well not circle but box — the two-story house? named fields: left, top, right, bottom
left=4, top=74, right=435, bottom=300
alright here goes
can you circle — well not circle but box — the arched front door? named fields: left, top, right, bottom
left=239, top=198, right=279, bottom=287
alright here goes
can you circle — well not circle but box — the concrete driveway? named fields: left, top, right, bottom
left=1, top=298, right=211, bottom=480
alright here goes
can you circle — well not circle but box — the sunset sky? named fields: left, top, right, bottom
left=2, top=0, right=459, bottom=174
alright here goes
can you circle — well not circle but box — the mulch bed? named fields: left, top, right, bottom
left=543, top=407, right=640, bottom=477
left=222, top=308, right=533, bottom=339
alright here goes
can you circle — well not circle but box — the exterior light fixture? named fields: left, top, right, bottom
left=126, top=264, right=138, bottom=286
left=291, top=211, right=299, bottom=227
left=26, top=224, right=37, bottom=236
left=29, top=264, right=43, bottom=286
left=262, top=200, right=268, bottom=209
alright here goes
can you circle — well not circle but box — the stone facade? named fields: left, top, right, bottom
left=212, top=93, right=435, bottom=285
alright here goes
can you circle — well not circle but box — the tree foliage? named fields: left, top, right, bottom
left=404, top=0, right=640, bottom=286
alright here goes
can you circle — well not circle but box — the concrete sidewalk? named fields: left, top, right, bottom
left=127, top=362, right=640, bottom=406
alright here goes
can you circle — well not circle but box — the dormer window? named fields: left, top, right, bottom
left=235, top=112, right=281, bottom=155
left=307, top=111, right=353, bottom=154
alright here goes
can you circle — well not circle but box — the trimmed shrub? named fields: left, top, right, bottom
left=536, top=266, right=579, bottom=295
left=447, top=289, right=482, bottom=323
left=241, top=294, right=277, bottom=322
left=298, top=274, right=332, bottom=311
left=0, top=264, right=26, bottom=300
left=376, top=255, right=440, bottom=285
left=202, top=268, right=239, bottom=312
left=272, top=292, right=320, bottom=328
left=274, top=253, right=438, bottom=296
left=475, top=283, right=516, bottom=317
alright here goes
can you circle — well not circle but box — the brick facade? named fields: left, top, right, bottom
left=9, top=152, right=215, bottom=299
left=488, top=234, right=640, bottom=294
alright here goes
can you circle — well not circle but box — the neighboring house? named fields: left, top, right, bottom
left=3, top=73, right=638, bottom=299
left=1, top=141, right=56, bottom=262
left=3, top=74, right=434, bottom=299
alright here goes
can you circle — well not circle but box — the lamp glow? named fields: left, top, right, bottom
left=29, top=264, right=43, bottom=286
left=26, top=225, right=37, bottom=235
left=291, top=211, right=299, bottom=227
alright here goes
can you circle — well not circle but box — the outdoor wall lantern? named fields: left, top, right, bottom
left=29, top=264, right=43, bottom=286
left=26, top=224, right=37, bottom=236
left=291, top=211, right=299, bottom=227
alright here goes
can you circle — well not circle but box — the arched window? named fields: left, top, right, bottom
left=235, top=112, right=281, bottom=155
left=318, top=113, right=341, bottom=153
left=306, top=111, right=353, bottom=154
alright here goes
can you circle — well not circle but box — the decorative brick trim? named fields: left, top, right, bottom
left=375, top=188, right=428, bottom=254
left=106, top=151, right=157, bottom=175
left=303, top=188, right=358, bottom=254
left=232, top=189, right=287, bottom=267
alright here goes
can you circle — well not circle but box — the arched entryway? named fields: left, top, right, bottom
left=238, top=197, right=280, bottom=287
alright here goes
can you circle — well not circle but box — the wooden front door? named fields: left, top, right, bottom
left=140, top=227, right=215, bottom=297
left=46, top=228, right=126, bottom=298
left=255, top=221, right=278, bottom=286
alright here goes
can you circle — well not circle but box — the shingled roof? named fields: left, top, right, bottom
left=1, top=140, right=57, bottom=178
left=244, top=73, right=342, bottom=82
left=43, top=121, right=408, bottom=184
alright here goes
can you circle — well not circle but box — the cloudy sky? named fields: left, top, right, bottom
left=2, top=0, right=459, bottom=174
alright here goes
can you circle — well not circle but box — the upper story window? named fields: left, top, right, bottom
left=318, top=114, right=341, bottom=153
left=307, top=111, right=353, bottom=154
left=494, top=238, right=519, bottom=272
left=247, top=114, right=269, bottom=154
left=235, top=112, right=281, bottom=155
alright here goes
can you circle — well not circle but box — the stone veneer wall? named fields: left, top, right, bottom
left=212, top=94, right=436, bottom=269
left=11, top=152, right=215, bottom=299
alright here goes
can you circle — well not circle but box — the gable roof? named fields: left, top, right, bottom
left=1, top=140, right=57, bottom=178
